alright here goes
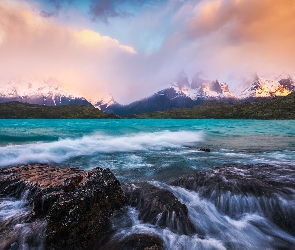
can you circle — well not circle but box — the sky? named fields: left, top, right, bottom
left=1, top=0, right=295, bottom=104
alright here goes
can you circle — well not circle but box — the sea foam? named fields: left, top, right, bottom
left=0, top=130, right=203, bottom=167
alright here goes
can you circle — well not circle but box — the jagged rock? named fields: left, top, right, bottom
left=122, top=182, right=196, bottom=235
left=0, top=164, right=126, bottom=250
left=170, top=164, right=295, bottom=235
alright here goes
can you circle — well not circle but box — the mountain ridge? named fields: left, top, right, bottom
left=97, top=72, right=295, bottom=115
left=138, top=93, right=295, bottom=119
left=0, top=72, right=294, bottom=116
left=0, top=77, right=92, bottom=106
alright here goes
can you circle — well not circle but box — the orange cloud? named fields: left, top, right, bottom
left=187, top=0, right=295, bottom=42
left=184, top=0, right=295, bottom=80
left=1, top=0, right=295, bottom=104
left=0, top=0, right=136, bottom=102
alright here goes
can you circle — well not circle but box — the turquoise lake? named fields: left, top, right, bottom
left=1, top=119, right=295, bottom=249
left=0, top=119, right=294, bottom=182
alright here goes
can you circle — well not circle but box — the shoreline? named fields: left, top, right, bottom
left=1, top=163, right=295, bottom=249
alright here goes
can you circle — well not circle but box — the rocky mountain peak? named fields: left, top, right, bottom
left=93, top=93, right=117, bottom=110
left=0, top=77, right=91, bottom=106
left=171, top=71, right=236, bottom=100
left=172, top=71, right=190, bottom=90
left=191, top=71, right=211, bottom=89
left=238, top=73, right=295, bottom=99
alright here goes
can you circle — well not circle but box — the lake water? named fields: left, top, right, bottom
left=0, top=119, right=295, bottom=182
left=1, top=119, right=295, bottom=249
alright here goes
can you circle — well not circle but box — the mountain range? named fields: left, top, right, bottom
left=96, top=72, right=295, bottom=115
left=0, top=77, right=91, bottom=106
left=0, top=72, right=294, bottom=116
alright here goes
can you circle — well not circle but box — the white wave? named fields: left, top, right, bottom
left=0, top=130, right=203, bottom=167
left=0, top=198, right=28, bottom=221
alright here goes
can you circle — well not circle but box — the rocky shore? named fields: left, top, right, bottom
left=1, top=163, right=295, bottom=249
left=0, top=164, right=126, bottom=250
left=122, top=182, right=196, bottom=235
left=170, top=164, right=295, bottom=236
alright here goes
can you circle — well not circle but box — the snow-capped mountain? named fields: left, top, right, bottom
left=238, top=73, right=295, bottom=99
left=96, top=71, right=237, bottom=113
left=171, top=71, right=236, bottom=100
left=97, top=72, right=237, bottom=115
left=93, top=93, right=117, bottom=110
left=0, top=77, right=91, bottom=106
left=97, top=87, right=196, bottom=115
left=87, top=71, right=295, bottom=116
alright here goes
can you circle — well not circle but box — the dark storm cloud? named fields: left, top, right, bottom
left=88, top=0, right=164, bottom=23
left=37, top=0, right=72, bottom=18
left=37, top=0, right=164, bottom=23
left=40, top=10, right=55, bottom=18
left=89, top=0, right=132, bottom=23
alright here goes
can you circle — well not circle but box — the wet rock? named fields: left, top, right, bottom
left=0, top=164, right=126, bottom=250
left=199, top=147, right=211, bottom=152
left=0, top=217, right=47, bottom=250
left=99, top=233, right=164, bottom=250
left=62, top=175, right=83, bottom=191
left=170, top=164, right=295, bottom=235
left=122, top=182, right=196, bottom=235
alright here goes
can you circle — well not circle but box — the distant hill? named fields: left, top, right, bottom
left=0, top=102, right=118, bottom=118
left=138, top=93, right=295, bottom=119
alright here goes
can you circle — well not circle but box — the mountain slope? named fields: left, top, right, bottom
left=101, top=88, right=197, bottom=116
left=0, top=102, right=117, bottom=118
left=139, top=93, right=295, bottom=119
left=0, top=77, right=91, bottom=106
left=98, top=72, right=237, bottom=115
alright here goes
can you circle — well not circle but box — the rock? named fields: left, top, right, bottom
left=0, top=164, right=126, bottom=250
left=170, top=164, right=295, bottom=235
left=98, top=233, right=164, bottom=250
left=122, top=182, right=196, bottom=235
left=199, top=147, right=210, bottom=152
left=62, top=175, right=83, bottom=191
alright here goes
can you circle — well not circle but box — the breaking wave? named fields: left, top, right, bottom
left=0, top=130, right=204, bottom=167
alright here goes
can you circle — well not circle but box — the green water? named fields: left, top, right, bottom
left=0, top=119, right=294, bottom=182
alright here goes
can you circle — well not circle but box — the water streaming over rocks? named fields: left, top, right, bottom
left=99, top=164, right=295, bottom=250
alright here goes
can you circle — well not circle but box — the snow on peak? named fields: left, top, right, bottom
left=0, top=77, right=81, bottom=99
left=171, top=72, right=236, bottom=100
left=93, top=93, right=116, bottom=109
left=238, top=73, right=294, bottom=99
left=0, top=76, right=89, bottom=106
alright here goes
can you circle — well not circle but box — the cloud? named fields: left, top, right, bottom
left=0, top=0, right=189, bottom=104
left=1, top=0, right=295, bottom=104
left=40, top=10, right=56, bottom=18
left=89, top=0, right=164, bottom=23
left=182, top=0, right=295, bottom=80
left=34, top=0, right=163, bottom=23
left=89, top=0, right=132, bottom=23
left=0, top=0, right=136, bottom=102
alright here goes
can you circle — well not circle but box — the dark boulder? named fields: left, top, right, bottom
left=170, top=164, right=295, bottom=235
left=0, top=164, right=126, bottom=250
left=98, top=233, right=164, bottom=250
left=122, top=182, right=196, bottom=235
